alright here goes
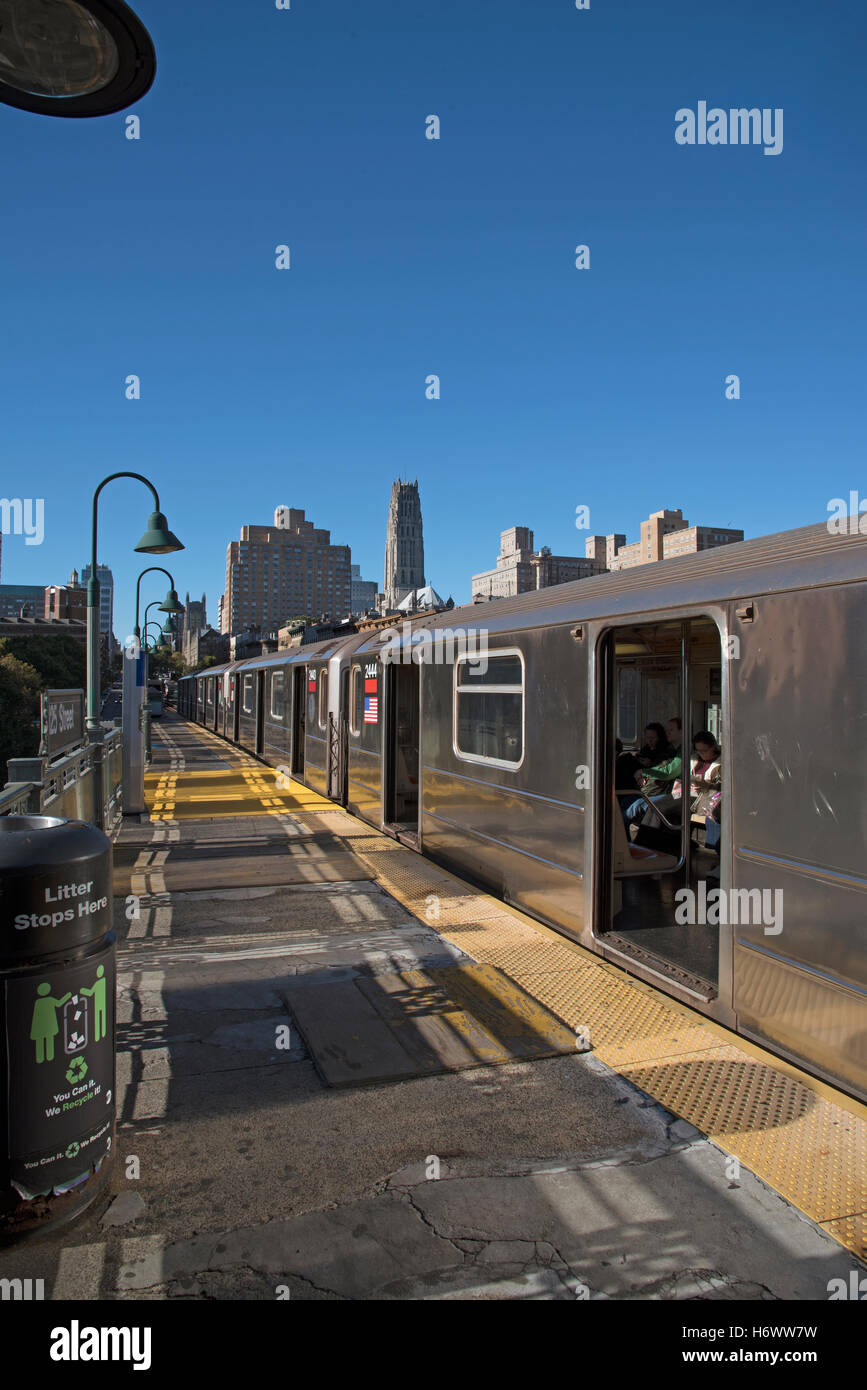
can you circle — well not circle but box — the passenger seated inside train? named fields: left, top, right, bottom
left=617, top=721, right=670, bottom=816
left=680, top=730, right=722, bottom=865
left=634, top=728, right=723, bottom=860
left=687, top=732, right=721, bottom=819
left=637, top=722, right=672, bottom=767
left=621, top=717, right=683, bottom=835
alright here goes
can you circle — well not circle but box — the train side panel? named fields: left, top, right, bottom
left=420, top=625, right=587, bottom=936
left=730, top=581, right=867, bottom=1097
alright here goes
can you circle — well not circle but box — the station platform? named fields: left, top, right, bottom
left=3, top=712, right=864, bottom=1302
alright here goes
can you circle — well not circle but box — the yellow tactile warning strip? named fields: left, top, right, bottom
left=146, top=767, right=329, bottom=819
left=346, top=828, right=867, bottom=1261
left=146, top=725, right=867, bottom=1260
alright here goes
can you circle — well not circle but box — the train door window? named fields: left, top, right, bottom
left=256, top=672, right=266, bottom=755
left=270, top=670, right=286, bottom=721
left=318, top=668, right=328, bottom=729
left=599, top=617, right=724, bottom=995
left=349, top=665, right=364, bottom=737
left=386, top=661, right=420, bottom=833
left=293, top=667, right=306, bottom=775
left=242, top=674, right=254, bottom=715
left=454, top=651, right=524, bottom=769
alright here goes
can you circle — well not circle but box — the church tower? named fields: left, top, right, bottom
left=383, top=478, right=425, bottom=609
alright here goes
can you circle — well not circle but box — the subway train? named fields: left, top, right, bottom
left=178, top=521, right=867, bottom=1101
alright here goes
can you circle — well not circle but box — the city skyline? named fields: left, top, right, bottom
left=0, top=482, right=823, bottom=645
left=2, top=0, right=865, bottom=644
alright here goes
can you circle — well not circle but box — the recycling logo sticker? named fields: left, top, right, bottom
left=66, top=1057, right=88, bottom=1085
left=4, top=952, right=115, bottom=1192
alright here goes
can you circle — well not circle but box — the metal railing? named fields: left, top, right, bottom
left=1, top=724, right=124, bottom=838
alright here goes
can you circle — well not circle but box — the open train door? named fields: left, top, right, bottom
left=595, top=616, right=726, bottom=1011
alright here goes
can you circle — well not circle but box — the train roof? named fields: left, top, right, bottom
left=183, top=631, right=370, bottom=680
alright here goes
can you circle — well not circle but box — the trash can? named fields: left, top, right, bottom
left=0, top=816, right=115, bottom=1238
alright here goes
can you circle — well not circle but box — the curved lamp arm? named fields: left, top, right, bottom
left=87, top=472, right=161, bottom=731
left=92, top=472, right=160, bottom=586
left=135, top=566, right=176, bottom=636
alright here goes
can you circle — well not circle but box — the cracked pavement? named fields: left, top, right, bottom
left=0, top=865, right=857, bottom=1301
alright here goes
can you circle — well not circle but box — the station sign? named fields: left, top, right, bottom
left=41, top=689, right=85, bottom=760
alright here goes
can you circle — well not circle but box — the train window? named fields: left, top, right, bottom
left=242, top=674, right=254, bottom=715
left=349, top=665, right=364, bottom=736
left=270, top=670, right=285, bottom=721
left=318, top=669, right=328, bottom=729
left=454, top=651, right=524, bottom=769
left=206, top=679, right=214, bottom=709
left=458, top=653, right=522, bottom=687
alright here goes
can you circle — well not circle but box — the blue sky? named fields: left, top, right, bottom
left=2, top=0, right=865, bottom=642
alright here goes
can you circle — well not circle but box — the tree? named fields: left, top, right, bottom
left=0, top=653, right=42, bottom=781
left=162, top=652, right=189, bottom=678
left=0, top=635, right=86, bottom=692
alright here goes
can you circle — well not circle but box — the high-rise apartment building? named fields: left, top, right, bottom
left=0, top=583, right=45, bottom=619
left=602, top=509, right=744, bottom=570
left=350, top=564, right=379, bottom=616
left=224, top=508, right=352, bottom=635
left=475, top=508, right=744, bottom=599
left=473, top=527, right=605, bottom=600
left=472, top=527, right=536, bottom=599
left=383, top=479, right=425, bottom=609
left=80, top=562, right=114, bottom=638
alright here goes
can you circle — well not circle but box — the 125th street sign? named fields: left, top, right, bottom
left=41, top=690, right=85, bottom=760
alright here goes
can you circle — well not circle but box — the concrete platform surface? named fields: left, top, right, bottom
left=1, top=715, right=863, bottom=1302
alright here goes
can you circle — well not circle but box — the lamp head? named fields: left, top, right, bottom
left=0, top=0, right=156, bottom=118
left=135, top=511, right=184, bottom=555
left=158, top=586, right=184, bottom=614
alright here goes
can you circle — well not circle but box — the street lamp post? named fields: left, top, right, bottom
left=89, top=472, right=183, bottom=820
left=133, top=567, right=184, bottom=640
left=129, top=573, right=184, bottom=775
left=88, top=473, right=183, bottom=733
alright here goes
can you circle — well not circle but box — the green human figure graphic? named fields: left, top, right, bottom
left=80, top=965, right=107, bottom=1043
left=30, top=983, right=71, bottom=1063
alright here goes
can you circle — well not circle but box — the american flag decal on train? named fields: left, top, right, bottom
left=308, top=678, right=316, bottom=692
left=364, top=695, right=378, bottom=723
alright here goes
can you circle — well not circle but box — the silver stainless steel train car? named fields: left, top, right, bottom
left=178, top=523, right=867, bottom=1101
